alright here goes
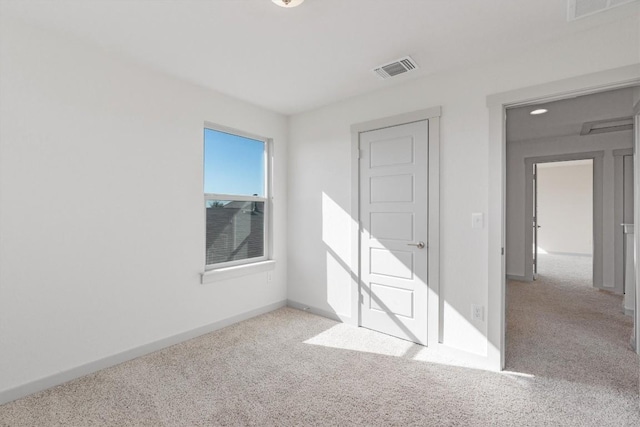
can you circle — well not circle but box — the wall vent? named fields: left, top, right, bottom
left=580, top=116, right=633, bottom=135
left=373, top=56, right=418, bottom=80
left=567, top=0, right=637, bottom=21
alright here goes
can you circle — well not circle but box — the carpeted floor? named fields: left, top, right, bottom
left=1, top=254, right=638, bottom=426
left=535, top=251, right=593, bottom=286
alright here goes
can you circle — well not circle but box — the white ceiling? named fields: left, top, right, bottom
left=506, top=87, right=636, bottom=143
left=2, top=0, right=639, bottom=115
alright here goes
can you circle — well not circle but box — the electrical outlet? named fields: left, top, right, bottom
left=267, top=272, right=273, bottom=282
left=472, top=304, right=484, bottom=322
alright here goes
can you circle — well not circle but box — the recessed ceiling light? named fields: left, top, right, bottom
left=530, top=109, right=548, bottom=115
left=272, top=0, right=305, bottom=7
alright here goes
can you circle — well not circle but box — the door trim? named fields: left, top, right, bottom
left=487, top=64, right=640, bottom=370
left=523, top=152, right=604, bottom=285
left=635, top=112, right=640, bottom=352
left=350, top=107, right=441, bottom=347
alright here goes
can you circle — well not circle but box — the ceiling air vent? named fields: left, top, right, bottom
left=580, top=116, right=633, bottom=135
left=567, top=0, right=637, bottom=21
left=373, top=56, right=419, bottom=80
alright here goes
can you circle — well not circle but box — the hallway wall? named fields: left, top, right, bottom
left=537, top=161, right=593, bottom=256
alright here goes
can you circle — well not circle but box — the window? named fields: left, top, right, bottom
left=204, top=126, right=269, bottom=269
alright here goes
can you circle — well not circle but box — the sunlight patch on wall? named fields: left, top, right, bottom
left=322, top=192, right=357, bottom=317
left=443, top=301, right=488, bottom=356
left=321, top=192, right=352, bottom=263
left=326, top=252, right=351, bottom=316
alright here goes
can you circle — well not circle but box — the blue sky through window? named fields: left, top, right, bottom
left=204, top=128, right=265, bottom=196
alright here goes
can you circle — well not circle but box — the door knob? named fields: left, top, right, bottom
left=407, top=241, right=425, bottom=249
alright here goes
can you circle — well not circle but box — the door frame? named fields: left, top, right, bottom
left=350, top=107, right=441, bottom=347
left=523, top=153, right=603, bottom=284
left=634, top=106, right=640, bottom=351
left=488, top=64, right=640, bottom=370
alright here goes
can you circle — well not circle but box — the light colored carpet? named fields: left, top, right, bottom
left=1, top=255, right=638, bottom=425
left=506, top=253, right=638, bottom=424
left=536, top=252, right=593, bottom=286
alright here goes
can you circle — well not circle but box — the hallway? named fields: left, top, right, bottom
left=506, top=253, right=638, bottom=415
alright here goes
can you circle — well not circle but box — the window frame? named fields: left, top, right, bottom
left=203, top=123, right=272, bottom=271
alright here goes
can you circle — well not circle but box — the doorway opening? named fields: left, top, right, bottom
left=533, top=159, right=594, bottom=285
left=504, top=86, right=637, bottom=379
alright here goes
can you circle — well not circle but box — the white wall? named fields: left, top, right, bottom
left=288, top=15, right=639, bottom=358
left=0, top=19, right=288, bottom=395
left=506, top=132, right=632, bottom=283
left=537, top=162, right=594, bottom=255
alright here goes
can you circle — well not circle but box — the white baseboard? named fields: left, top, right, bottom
left=0, top=300, right=287, bottom=406
left=506, top=274, right=529, bottom=282
left=431, top=343, right=498, bottom=372
left=286, top=299, right=350, bottom=323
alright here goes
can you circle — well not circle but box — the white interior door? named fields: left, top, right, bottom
left=359, top=120, right=428, bottom=345
left=533, top=163, right=538, bottom=280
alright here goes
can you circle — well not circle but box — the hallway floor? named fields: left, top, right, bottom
left=507, top=253, right=638, bottom=422
left=536, top=251, right=593, bottom=285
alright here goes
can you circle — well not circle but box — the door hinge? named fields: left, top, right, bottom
left=357, top=149, right=362, bottom=159
left=501, top=247, right=504, bottom=255
left=360, top=293, right=364, bottom=304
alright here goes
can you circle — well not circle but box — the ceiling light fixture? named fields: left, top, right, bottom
left=530, top=108, right=548, bottom=115
left=272, top=0, right=305, bottom=7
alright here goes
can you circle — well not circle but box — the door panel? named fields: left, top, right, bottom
left=370, top=174, right=414, bottom=202
left=370, top=248, right=413, bottom=279
left=369, top=283, right=414, bottom=318
left=370, top=212, right=413, bottom=241
left=370, top=137, right=414, bottom=167
left=360, top=120, right=428, bottom=345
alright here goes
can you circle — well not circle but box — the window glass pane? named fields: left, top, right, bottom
left=204, top=129, right=265, bottom=197
left=206, top=200, right=265, bottom=265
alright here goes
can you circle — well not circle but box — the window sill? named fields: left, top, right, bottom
left=201, top=260, right=276, bottom=284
